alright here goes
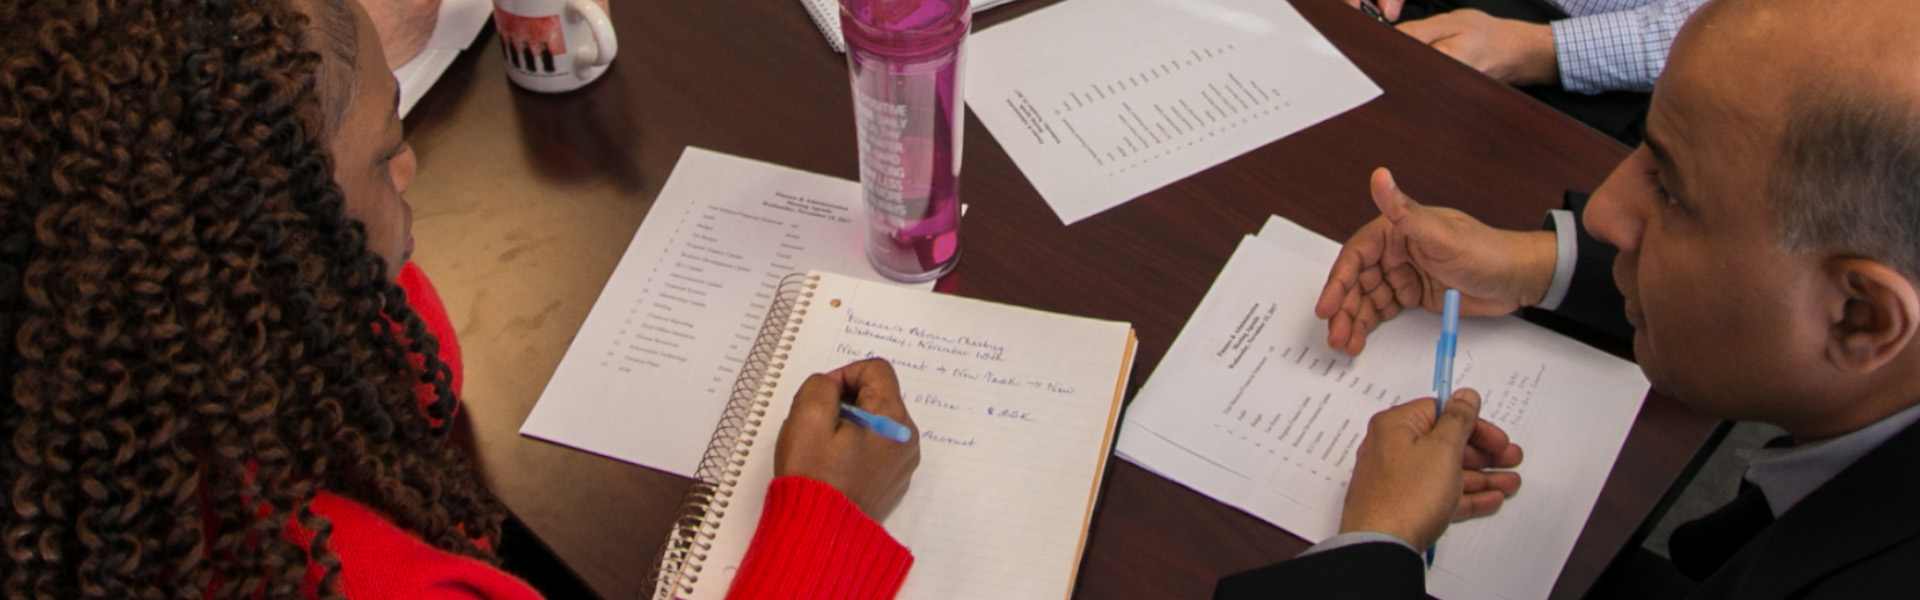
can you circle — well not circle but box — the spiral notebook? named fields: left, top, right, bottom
left=650, top=271, right=1137, bottom=600
left=799, top=0, right=1021, bottom=53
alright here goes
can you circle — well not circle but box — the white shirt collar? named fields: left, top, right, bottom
left=1740, top=402, right=1920, bottom=518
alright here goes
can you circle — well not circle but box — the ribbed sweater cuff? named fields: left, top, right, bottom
left=724, top=476, right=914, bottom=600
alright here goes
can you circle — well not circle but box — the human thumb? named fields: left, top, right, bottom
left=1431, top=388, right=1483, bottom=448
left=1370, top=168, right=1435, bottom=235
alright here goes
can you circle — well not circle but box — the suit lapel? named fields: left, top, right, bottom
left=1668, top=484, right=1772, bottom=581
left=1703, top=419, right=1920, bottom=599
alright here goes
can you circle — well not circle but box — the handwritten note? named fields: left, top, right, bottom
left=520, top=148, right=931, bottom=478
left=681, top=272, right=1136, bottom=600
left=1116, top=218, right=1650, bottom=600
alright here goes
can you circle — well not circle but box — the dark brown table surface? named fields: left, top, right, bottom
left=401, top=0, right=1721, bottom=597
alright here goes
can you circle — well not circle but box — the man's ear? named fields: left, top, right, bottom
left=1826, top=258, right=1920, bottom=374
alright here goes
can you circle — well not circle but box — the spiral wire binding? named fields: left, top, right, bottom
left=796, top=0, right=847, bottom=53
left=647, top=273, right=820, bottom=599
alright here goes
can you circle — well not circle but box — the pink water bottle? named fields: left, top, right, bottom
left=842, top=0, right=968, bottom=282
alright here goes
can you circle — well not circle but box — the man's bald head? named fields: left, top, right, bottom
left=1677, top=0, right=1920, bottom=103
left=1573, top=0, right=1920, bottom=436
left=1668, top=0, right=1920, bottom=277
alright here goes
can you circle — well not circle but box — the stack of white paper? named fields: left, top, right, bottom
left=1117, top=216, right=1650, bottom=600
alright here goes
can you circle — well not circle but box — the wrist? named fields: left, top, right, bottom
left=1310, top=530, right=1421, bottom=557
left=1514, top=22, right=1559, bottom=86
left=1514, top=230, right=1559, bottom=308
left=1338, top=515, right=1435, bottom=552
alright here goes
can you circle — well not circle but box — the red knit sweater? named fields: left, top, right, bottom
left=725, top=477, right=915, bottom=600
left=275, top=263, right=912, bottom=599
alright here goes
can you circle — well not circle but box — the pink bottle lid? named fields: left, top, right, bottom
left=841, top=0, right=969, bottom=57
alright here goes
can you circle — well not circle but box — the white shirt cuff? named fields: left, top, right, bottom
left=1300, top=531, right=1419, bottom=558
left=1537, top=209, right=1577, bottom=311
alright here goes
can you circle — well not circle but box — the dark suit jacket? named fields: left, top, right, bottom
left=1217, top=195, right=1920, bottom=598
left=1672, top=414, right=1920, bottom=599
left=1550, top=192, right=1630, bottom=341
left=1216, top=416, right=1920, bottom=599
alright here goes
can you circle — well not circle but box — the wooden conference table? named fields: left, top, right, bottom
left=401, top=0, right=1720, bottom=597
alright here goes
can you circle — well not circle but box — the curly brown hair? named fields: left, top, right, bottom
left=0, top=1, right=506, bottom=598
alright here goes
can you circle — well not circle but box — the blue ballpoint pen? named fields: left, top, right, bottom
left=839, top=403, right=914, bottom=443
left=1434, top=289, right=1461, bottom=415
left=1427, top=289, right=1461, bottom=567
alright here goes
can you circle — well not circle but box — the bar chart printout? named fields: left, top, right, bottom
left=967, top=0, right=1382, bottom=224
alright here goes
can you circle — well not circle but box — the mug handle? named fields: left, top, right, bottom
left=567, top=0, right=618, bottom=76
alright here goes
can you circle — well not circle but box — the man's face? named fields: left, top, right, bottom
left=1581, top=26, right=1832, bottom=425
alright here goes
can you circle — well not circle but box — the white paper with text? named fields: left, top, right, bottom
left=1116, top=220, right=1649, bottom=600
left=521, top=148, right=932, bottom=477
left=967, top=0, right=1381, bottom=224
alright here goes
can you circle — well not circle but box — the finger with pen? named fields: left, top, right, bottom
left=1338, top=388, right=1524, bottom=568
left=840, top=403, right=914, bottom=443
left=774, top=358, right=923, bottom=519
left=1358, top=0, right=1396, bottom=24
left=1345, top=0, right=1403, bottom=23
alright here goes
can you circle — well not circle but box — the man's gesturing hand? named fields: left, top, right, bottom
left=1314, top=168, right=1557, bottom=356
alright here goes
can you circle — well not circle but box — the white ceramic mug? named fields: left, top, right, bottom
left=492, top=0, right=617, bottom=93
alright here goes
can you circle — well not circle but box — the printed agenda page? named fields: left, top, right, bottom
left=520, top=148, right=931, bottom=478
left=1119, top=223, right=1649, bottom=600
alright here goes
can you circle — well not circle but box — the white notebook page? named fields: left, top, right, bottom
left=687, top=271, right=1135, bottom=599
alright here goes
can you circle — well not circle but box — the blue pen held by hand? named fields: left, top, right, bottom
left=1433, top=289, right=1461, bottom=416
left=1427, top=289, right=1461, bottom=567
left=839, top=403, right=913, bottom=443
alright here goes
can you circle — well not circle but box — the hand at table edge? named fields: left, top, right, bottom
left=1397, top=8, right=1560, bottom=87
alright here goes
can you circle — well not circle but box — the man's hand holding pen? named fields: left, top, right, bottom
left=1338, top=389, right=1524, bottom=551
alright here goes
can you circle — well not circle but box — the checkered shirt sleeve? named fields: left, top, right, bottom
left=1548, top=0, right=1710, bottom=94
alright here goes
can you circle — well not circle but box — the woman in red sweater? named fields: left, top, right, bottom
left=0, top=1, right=918, bottom=598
